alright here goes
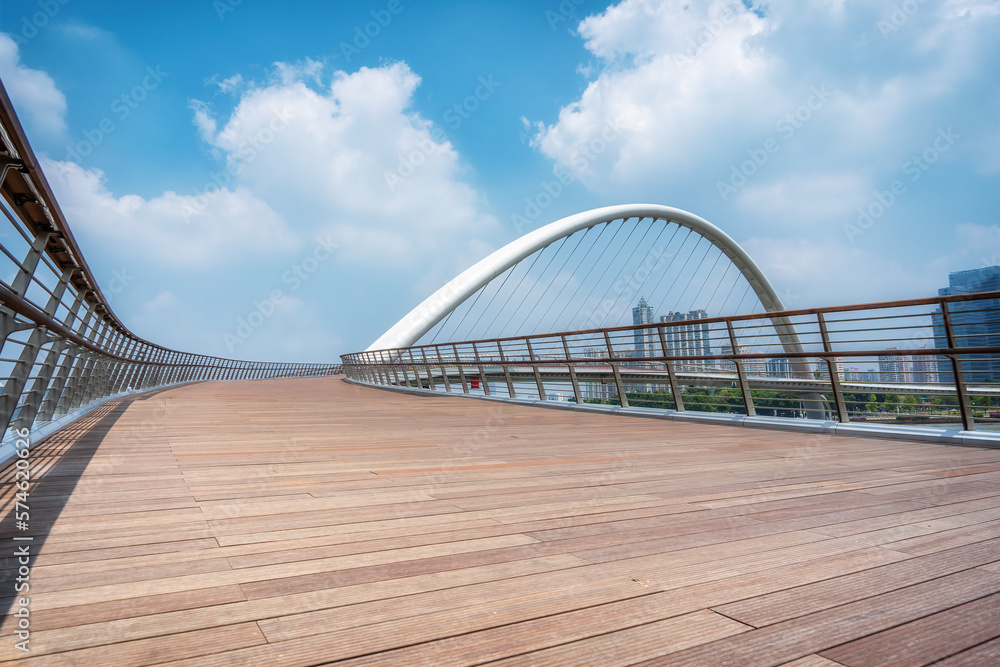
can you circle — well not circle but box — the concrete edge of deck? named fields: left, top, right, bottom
left=344, top=378, right=1000, bottom=449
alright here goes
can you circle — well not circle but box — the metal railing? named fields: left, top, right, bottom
left=0, top=78, right=341, bottom=448
left=343, top=291, right=1000, bottom=434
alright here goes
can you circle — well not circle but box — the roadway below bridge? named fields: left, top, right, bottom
left=2, top=377, right=1000, bottom=665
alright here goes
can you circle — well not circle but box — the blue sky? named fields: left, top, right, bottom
left=1, top=0, right=997, bottom=362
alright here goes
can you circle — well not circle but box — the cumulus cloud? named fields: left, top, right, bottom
left=530, top=1, right=779, bottom=188
left=190, top=61, right=501, bottom=275
left=529, top=0, right=999, bottom=196
left=0, top=33, right=67, bottom=136
left=43, top=157, right=297, bottom=266
left=734, top=172, right=870, bottom=226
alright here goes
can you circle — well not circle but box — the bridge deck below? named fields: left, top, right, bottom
left=2, top=377, right=1000, bottom=665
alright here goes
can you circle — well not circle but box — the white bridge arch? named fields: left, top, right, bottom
left=370, top=204, right=796, bottom=352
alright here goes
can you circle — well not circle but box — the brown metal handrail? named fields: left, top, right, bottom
left=344, top=291, right=1000, bottom=432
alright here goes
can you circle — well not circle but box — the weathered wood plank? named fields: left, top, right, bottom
left=3, top=376, right=999, bottom=666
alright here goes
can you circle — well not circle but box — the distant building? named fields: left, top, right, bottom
left=876, top=348, right=938, bottom=384
left=632, top=297, right=655, bottom=358
left=661, top=309, right=711, bottom=371
left=878, top=348, right=912, bottom=383
left=581, top=381, right=615, bottom=402
left=932, top=266, right=1000, bottom=385
left=909, top=352, right=938, bottom=384
left=720, top=344, right=767, bottom=376
left=843, top=367, right=881, bottom=383
left=766, top=358, right=795, bottom=379
left=816, top=357, right=845, bottom=381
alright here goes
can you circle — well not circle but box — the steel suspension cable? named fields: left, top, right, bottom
left=570, top=218, right=645, bottom=330
left=686, top=247, right=726, bottom=312
left=516, top=225, right=595, bottom=336
left=593, top=218, right=667, bottom=329
left=669, top=240, right=715, bottom=315
left=495, top=236, right=571, bottom=337
left=649, top=231, right=701, bottom=317
left=547, top=221, right=617, bottom=329
left=479, top=241, right=555, bottom=338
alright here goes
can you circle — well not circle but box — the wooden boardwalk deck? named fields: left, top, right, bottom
left=2, top=377, right=1000, bottom=666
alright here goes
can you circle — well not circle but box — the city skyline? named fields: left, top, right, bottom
left=625, top=263, right=1000, bottom=384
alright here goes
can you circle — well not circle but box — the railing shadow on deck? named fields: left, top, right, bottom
left=0, top=386, right=180, bottom=623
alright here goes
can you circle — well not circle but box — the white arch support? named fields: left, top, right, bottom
left=369, top=204, right=791, bottom=351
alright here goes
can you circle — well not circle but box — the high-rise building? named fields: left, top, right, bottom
left=910, top=352, right=938, bottom=384
left=766, top=358, right=794, bottom=379
left=720, top=344, right=767, bottom=376
left=932, top=266, right=1000, bottom=385
left=843, top=367, right=882, bottom=383
left=661, top=309, right=711, bottom=371
left=632, top=297, right=655, bottom=358
left=878, top=348, right=911, bottom=383
left=876, top=348, right=937, bottom=384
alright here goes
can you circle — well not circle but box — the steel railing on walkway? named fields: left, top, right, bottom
left=343, top=291, right=1000, bottom=434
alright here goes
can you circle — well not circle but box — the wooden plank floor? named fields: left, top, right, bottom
left=2, top=377, right=1000, bottom=666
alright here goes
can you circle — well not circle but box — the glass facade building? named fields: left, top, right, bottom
left=932, top=266, right=1000, bottom=384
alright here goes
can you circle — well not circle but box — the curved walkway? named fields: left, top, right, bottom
left=2, top=377, right=1000, bottom=665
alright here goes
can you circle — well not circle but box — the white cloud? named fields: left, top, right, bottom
left=0, top=33, right=66, bottom=136
left=735, top=172, right=870, bottom=226
left=530, top=0, right=999, bottom=195
left=531, top=1, right=779, bottom=188
left=741, top=236, right=933, bottom=306
left=42, top=157, right=298, bottom=266
left=191, top=61, right=501, bottom=279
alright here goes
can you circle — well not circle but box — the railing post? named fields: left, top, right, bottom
left=726, top=320, right=756, bottom=417
left=604, top=331, right=628, bottom=408
left=941, top=302, right=975, bottom=431
left=420, top=348, right=436, bottom=391
left=404, top=349, right=417, bottom=388
left=454, top=344, right=469, bottom=393
left=561, top=335, right=582, bottom=404
left=657, top=325, right=684, bottom=412
left=12, top=265, right=75, bottom=430
left=472, top=342, right=490, bottom=396
left=498, top=340, right=516, bottom=399
left=818, top=312, right=848, bottom=423
left=435, top=346, right=451, bottom=393
left=525, top=338, right=545, bottom=400
left=383, top=350, right=400, bottom=387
